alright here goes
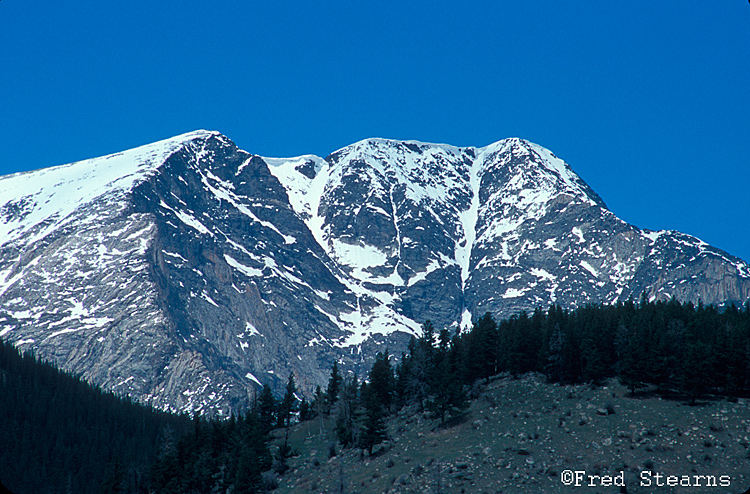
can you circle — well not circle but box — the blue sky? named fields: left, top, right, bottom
left=1, top=1, right=749, bottom=262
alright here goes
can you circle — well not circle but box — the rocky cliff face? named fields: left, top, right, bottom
left=1, top=131, right=748, bottom=415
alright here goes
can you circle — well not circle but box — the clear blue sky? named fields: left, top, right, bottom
left=1, top=1, right=749, bottom=262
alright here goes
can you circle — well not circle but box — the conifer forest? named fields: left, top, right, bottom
left=2, top=297, right=749, bottom=493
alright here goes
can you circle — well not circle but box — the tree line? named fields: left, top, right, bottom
left=296, top=296, right=750, bottom=459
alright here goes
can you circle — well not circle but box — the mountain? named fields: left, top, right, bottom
left=1, top=131, right=748, bottom=415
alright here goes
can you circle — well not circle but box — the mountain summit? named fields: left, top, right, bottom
left=1, top=131, right=748, bottom=415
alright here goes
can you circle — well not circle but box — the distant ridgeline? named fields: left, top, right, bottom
left=2, top=297, right=749, bottom=493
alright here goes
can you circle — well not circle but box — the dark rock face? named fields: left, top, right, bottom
left=1, top=131, right=748, bottom=415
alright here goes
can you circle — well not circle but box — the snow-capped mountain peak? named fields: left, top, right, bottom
left=1, top=130, right=747, bottom=416
left=0, top=130, right=218, bottom=247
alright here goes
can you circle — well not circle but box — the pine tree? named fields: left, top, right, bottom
left=99, top=458, right=125, bottom=494
left=368, top=350, right=394, bottom=411
left=420, top=320, right=436, bottom=352
left=680, top=338, right=712, bottom=405
left=545, top=322, right=565, bottom=383
left=274, top=426, right=294, bottom=474
left=464, top=313, right=498, bottom=382
left=242, top=408, right=272, bottom=486
left=299, top=397, right=313, bottom=421
left=150, top=426, right=180, bottom=494
left=394, top=352, right=412, bottom=408
left=425, top=354, right=468, bottom=426
left=615, top=319, right=647, bottom=395
left=326, top=361, right=343, bottom=412
left=405, top=333, right=432, bottom=411
left=257, top=384, right=277, bottom=434
left=277, top=374, right=298, bottom=429
left=679, top=315, right=714, bottom=405
left=313, top=385, right=327, bottom=435
left=358, top=382, right=387, bottom=456
left=335, top=375, right=359, bottom=448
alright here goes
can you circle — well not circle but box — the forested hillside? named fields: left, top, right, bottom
left=299, top=297, right=750, bottom=464
left=0, top=335, right=281, bottom=494
left=268, top=297, right=750, bottom=492
left=2, top=297, right=749, bottom=493
left=424, top=297, right=750, bottom=401
left=0, top=338, right=191, bottom=494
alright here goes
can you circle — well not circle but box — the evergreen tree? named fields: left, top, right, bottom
left=368, top=350, right=394, bottom=411
left=580, top=336, right=606, bottom=385
left=545, top=322, right=566, bottom=383
left=313, top=385, right=327, bottom=435
left=680, top=338, right=712, bottom=405
left=274, top=427, right=295, bottom=474
left=7, top=298, right=750, bottom=494
left=150, top=426, right=179, bottom=494
left=277, top=374, right=298, bottom=428
left=465, top=312, right=498, bottom=382
left=358, top=382, right=387, bottom=456
left=149, top=403, right=272, bottom=494
left=394, top=352, right=413, bottom=408
left=0, top=338, right=193, bottom=494
left=679, top=314, right=714, bottom=404
left=242, top=408, right=272, bottom=487
left=100, top=458, right=125, bottom=494
left=615, top=319, right=648, bottom=395
left=544, top=305, right=577, bottom=383
left=577, top=305, right=609, bottom=384
left=326, top=361, right=343, bottom=411
left=335, top=375, right=359, bottom=448
left=299, top=397, right=313, bottom=421
left=233, top=410, right=272, bottom=494
left=437, top=327, right=451, bottom=357
left=507, top=310, right=537, bottom=377
left=420, top=320, right=436, bottom=352
left=425, top=353, right=468, bottom=426
left=404, top=325, right=435, bottom=410
left=256, top=384, right=277, bottom=434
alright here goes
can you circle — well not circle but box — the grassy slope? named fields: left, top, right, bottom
left=271, top=374, right=750, bottom=494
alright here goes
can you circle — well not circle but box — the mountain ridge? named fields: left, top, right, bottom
left=1, top=130, right=748, bottom=415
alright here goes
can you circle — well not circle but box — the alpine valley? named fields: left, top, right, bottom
left=1, top=131, right=748, bottom=416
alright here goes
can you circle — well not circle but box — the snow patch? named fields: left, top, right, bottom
left=580, top=260, right=599, bottom=277
left=245, top=372, right=261, bottom=385
left=642, top=230, right=665, bottom=243
left=501, top=287, right=526, bottom=299
left=460, top=308, right=473, bottom=330
left=201, top=291, right=219, bottom=307
left=530, top=267, right=556, bottom=281
left=224, top=254, right=262, bottom=277
left=407, top=257, right=442, bottom=287
left=330, top=239, right=389, bottom=280
left=175, top=210, right=212, bottom=236
left=245, top=321, right=262, bottom=337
